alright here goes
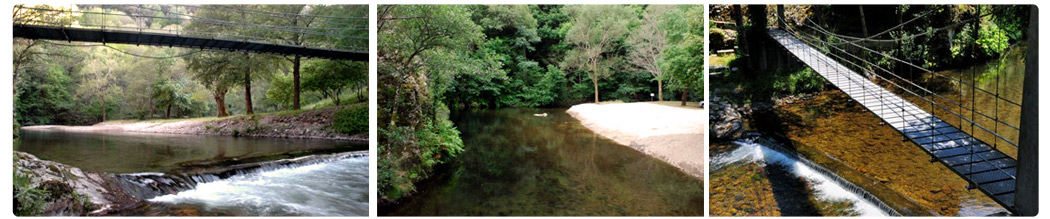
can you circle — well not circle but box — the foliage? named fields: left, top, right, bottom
left=13, top=4, right=365, bottom=125
left=627, top=5, right=671, bottom=100
left=562, top=5, right=637, bottom=103
left=14, top=173, right=50, bottom=216
left=15, top=62, right=79, bottom=125
left=332, top=106, right=368, bottom=134
left=303, top=60, right=368, bottom=106
left=771, top=68, right=826, bottom=95
left=378, top=5, right=479, bottom=202
left=660, top=5, right=705, bottom=103
left=266, top=73, right=296, bottom=110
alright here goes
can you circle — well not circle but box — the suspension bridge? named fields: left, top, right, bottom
left=13, top=5, right=367, bottom=61
left=762, top=6, right=1036, bottom=215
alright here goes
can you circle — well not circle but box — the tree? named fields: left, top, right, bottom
left=628, top=5, right=672, bottom=101
left=377, top=4, right=486, bottom=202
left=660, top=5, right=704, bottom=106
left=563, top=5, right=636, bottom=103
left=302, top=60, right=367, bottom=106
left=150, top=79, right=192, bottom=119
left=78, top=47, right=125, bottom=122
left=184, top=51, right=239, bottom=117
left=236, top=53, right=282, bottom=115
left=266, top=73, right=296, bottom=110
left=254, top=5, right=368, bottom=110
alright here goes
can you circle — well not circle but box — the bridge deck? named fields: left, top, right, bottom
left=14, top=24, right=366, bottom=61
left=768, top=28, right=1017, bottom=212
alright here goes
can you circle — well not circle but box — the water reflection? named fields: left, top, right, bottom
left=381, top=108, right=703, bottom=216
left=15, top=129, right=366, bottom=173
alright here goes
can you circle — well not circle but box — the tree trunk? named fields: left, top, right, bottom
left=657, top=79, right=663, bottom=101
left=165, top=102, right=172, bottom=119
left=292, top=55, right=302, bottom=110
left=591, top=61, right=599, bottom=104
left=214, top=89, right=229, bottom=117
left=592, top=76, right=599, bottom=103
left=333, top=88, right=342, bottom=106
left=148, top=96, right=154, bottom=119
left=244, top=59, right=254, bottom=115
left=680, top=84, right=689, bottom=106
left=859, top=6, right=869, bottom=37
left=100, top=94, right=106, bottom=122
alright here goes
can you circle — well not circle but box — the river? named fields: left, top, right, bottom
left=15, top=129, right=369, bottom=216
left=380, top=108, right=704, bottom=216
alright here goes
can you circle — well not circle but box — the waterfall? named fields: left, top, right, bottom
left=711, top=135, right=900, bottom=216
left=113, top=151, right=369, bottom=216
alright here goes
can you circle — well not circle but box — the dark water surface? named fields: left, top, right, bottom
left=381, top=108, right=703, bottom=216
left=15, top=129, right=365, bottom=173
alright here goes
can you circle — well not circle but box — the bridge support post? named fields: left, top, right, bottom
left=1015, top=5, right=1038, bottom=216
left=777, top=5, right=785, bottom=28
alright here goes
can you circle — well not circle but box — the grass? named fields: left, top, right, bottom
left=710, top=53, right=738, bottom=66
left=304, top=87, right=368, bottom=110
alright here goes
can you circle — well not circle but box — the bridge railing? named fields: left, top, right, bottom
left=771, top=8, right=1023, bottom=157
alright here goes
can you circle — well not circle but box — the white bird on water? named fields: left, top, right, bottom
left=533, top=113, right=548, bottom=117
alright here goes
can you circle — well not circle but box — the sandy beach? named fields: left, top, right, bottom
left=567, top=102, right=705, bottom=179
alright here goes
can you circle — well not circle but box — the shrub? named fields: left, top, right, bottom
left=333, top=106, right=368, bottom=134
left=14, top=173, right=49, bottom=216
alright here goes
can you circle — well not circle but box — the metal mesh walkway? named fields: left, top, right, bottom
left=768, top=28, right=1017, bottom=211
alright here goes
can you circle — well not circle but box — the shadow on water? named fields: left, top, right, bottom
left=765, top=163, right=822, bottom=216
left=381, top=108, right=704, bottom=216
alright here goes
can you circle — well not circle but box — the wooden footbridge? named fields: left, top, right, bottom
left=767, top=26, right=1028, bottom=214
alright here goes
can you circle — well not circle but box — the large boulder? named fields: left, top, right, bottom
left=14, top=152, right=137, bottom=216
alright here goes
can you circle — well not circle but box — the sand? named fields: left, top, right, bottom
left=20, top=105, right=367, bottom=141
left=566, top=102, right=705, bottom=179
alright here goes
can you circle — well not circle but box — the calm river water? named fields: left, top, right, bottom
left=381, top=108, right=704, bottom=216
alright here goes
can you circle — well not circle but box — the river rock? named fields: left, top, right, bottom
left=14, top=152, right=137, bottom=216
left=711, top=92, right=745, bottom=140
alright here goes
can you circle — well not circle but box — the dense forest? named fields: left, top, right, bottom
left=378, top=5, right=704, bottom=203
left=13, top=5, right=368, bottom=127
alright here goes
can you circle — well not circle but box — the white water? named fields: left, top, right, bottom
left=149, top=156, right=369, bottom=216
left=712, top=139, right=887, bottom=216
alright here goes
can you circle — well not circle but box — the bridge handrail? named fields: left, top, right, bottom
left=775, top=29, right=1018, bottom=185
left=802, top=18, right=1022, bottom=109
left=775, top=18, right=1022, bottom=135
left=794, top=26, right=1023, bottom=135
left=778, top=28, right=1020, bottom=148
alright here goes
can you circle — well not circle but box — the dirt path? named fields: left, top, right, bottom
left=21, top=105, right=366, bottom=142
left=567, top=102, right=705, bottom=179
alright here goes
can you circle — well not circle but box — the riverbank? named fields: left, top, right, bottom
left=14, top=151, right=136, bottom=216
left=21, top=105, right=366, bottom=142
left=566, top=101, right=704, bottom=178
